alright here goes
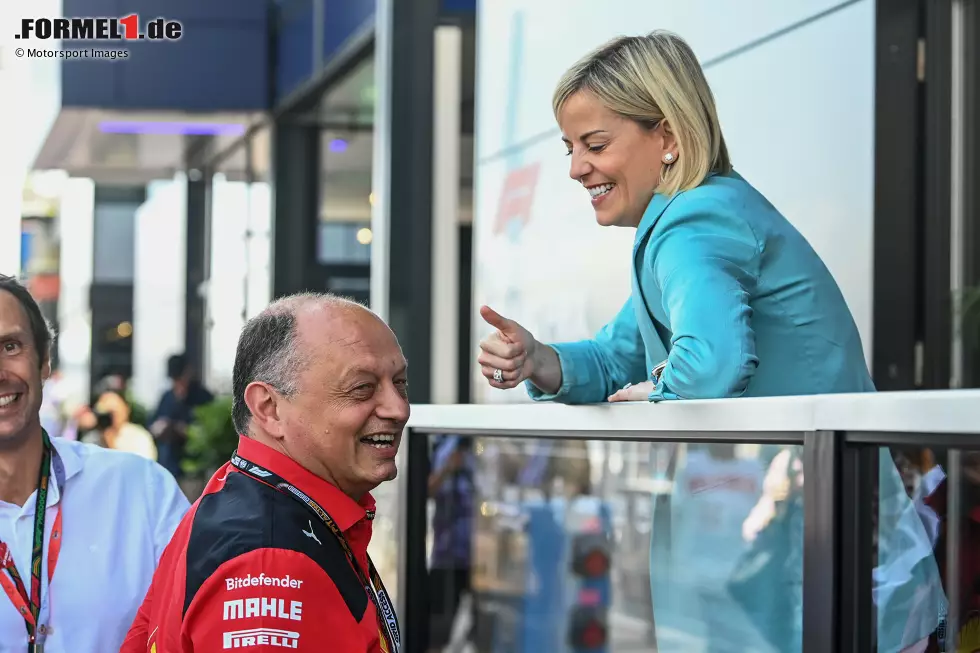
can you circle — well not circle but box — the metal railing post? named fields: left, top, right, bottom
left=803, top=430, right=841, bottom=653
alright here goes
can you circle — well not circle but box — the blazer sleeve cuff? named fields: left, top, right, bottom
left=647, top=386, right=681, bottom=402
left=525, top=342, right=593, bottom=403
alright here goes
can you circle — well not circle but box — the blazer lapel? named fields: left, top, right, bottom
left=630, top=263, right=668, bottom=369
left=631, top=193, right=678, bottom=363
left=632, top=192, right=678, bottom=257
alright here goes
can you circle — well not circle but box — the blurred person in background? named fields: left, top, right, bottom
left=428, top=435, right=476, bottom=652
left=0, top=275, right=189, bottom=652
left=90, top=390, right=157, bottom=460
left=97, top=371, right=127, bottom=394
left=150, top=353, right=214, bottom=479
left=477, top=30, right=944, bottom=653
left=124, top=293, right=407, bottom=653
left=919, top=451, right=980, bottom=651
left=75, top=377, right=157, bottom=459
left=76, top=374, right=131, bottom=445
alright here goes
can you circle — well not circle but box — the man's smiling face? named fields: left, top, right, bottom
left=0, top=289, right=46, bottom=449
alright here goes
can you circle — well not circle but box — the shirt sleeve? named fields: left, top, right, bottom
left=183, top=548, right=373, bottom=652
left=145, top=460, right=191, bottom=560
left=646, top=201, right=762, bottom=401
left=120, top=600, right=151, bottom=652
left=525, top=296, right=648, bottom=404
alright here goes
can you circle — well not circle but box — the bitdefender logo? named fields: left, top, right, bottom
left=223, top=628, right=299, bottom=649
left=15, top=15, right=182, bottom=41
left=225, top=573, right=304, bottom=591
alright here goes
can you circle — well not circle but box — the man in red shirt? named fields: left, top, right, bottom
left=122, top=293, right=410, bottom=652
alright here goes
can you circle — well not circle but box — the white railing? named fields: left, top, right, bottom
left=407, top=389, right=980, bottom=437
left=381, top=389, right=980, bottom=653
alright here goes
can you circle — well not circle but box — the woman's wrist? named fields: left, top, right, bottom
left=526, top=337, right=546, bottom=380
left=526, top=340, right=562, bottom=394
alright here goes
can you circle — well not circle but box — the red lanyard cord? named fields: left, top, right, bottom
left=0, top=432, right=65, bottom=653
left=230, top=451, right=401, bottom=653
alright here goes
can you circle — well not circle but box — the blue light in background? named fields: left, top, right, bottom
left=20, top=232, right=32, bottom=275
left=328, top=138, right=348, bottom=153
left=98, top=121, right=246, bottom=137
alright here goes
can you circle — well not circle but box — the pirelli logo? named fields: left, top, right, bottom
left=223, top=627, right=299, bottom=649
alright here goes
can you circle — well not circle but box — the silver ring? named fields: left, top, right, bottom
left=622, top=382, right=632, bottom=390
left=493, top=369, right=504, bottom=383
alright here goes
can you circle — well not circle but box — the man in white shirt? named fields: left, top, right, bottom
left=0, top=274, right=190, bottom=652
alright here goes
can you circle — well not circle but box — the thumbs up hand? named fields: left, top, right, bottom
left=478, top=306, right=537, bottom=389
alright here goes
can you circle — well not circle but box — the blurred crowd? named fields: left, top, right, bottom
left=39, top=353, right=213, bottom=481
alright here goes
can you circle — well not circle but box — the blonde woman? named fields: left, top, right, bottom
left=478, top=30, right=872, bottom=402
left=477, top=31, right=943, bottom=653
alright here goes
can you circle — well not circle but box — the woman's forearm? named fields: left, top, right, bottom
left=526, top=303, right=648, bottom=402
left=528, top=341, right=563, bottom=395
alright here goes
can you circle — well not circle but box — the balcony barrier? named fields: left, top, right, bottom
left=385, top=389, right=980, bottom=653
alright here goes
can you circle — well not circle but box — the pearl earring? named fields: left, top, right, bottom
left=664, top=153, right=674, bottom=163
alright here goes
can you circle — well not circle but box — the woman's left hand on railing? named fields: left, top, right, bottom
left=607, top=379, right=654, bottom=402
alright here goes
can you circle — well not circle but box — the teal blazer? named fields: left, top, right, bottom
left=525, top=172, right=944, bottom=652
left=527, top=170, right=875, bottom=402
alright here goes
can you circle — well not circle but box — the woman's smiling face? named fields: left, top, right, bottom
left=558, top=90, right=676, bottom=228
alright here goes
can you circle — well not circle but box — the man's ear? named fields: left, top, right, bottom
left=243, top=381, right=285, bottom=438
left=40, top=355, right=51, bottom=383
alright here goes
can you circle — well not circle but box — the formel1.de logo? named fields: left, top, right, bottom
left=15, top=15, right=182, bottom=41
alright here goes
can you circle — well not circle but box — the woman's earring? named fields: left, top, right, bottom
left=663, top=153, right=674, bottom=163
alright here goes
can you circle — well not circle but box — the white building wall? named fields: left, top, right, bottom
left=206, top=176, right=249, bottom=394
left=0, top=0, right=63, bottom=274
left=56, top=178, right=95, bottom=406
left=472, top=0, right=876, bottom=403
left=245, top=182, right=272, bottom=321
left=131, top=176, right=187, bottom=411
left=204, top=176, right=273, bottom=394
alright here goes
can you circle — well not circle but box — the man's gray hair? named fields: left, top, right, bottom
left=231, top=292, right=361, bottom=435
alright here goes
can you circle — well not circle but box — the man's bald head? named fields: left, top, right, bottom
left=233, top=292, right=410, bottom=498
left=231, top=293, right=393, bottom=436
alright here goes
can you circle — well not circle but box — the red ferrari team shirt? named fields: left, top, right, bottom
left=121, top=436, right=390, bottom=652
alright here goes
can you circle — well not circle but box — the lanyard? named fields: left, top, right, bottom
left=231, top=451, right=401, bottom=653
left=0, top=432, right=66, bottom=653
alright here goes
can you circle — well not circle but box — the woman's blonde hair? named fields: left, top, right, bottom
left=552, top=31, right=731, bottom=196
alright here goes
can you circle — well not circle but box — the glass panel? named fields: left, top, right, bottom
left=955, top=0, right=980, bottom=388
left=368, top=461, right=402, bottom=610
left=317, top=222, right=372, bottom=264
left=871, top=446, right=980, bottom=653
left=92, top=201, right=138, bottom=283
left=420, top=434, right=804, bottom=653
